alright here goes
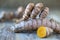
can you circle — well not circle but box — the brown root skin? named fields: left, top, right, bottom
left=15, top=3, right=35, bottom=23
left=19, top=4, right=48, bottom=22
left=15, top=3, right=45, bottom=23
left=31, top=3, right=44, bottom=19
left=39, top=7, right=49, bottom=19
left=12, top=18, right=60, bottom=34
left=22, top=3, right=34, bottom=20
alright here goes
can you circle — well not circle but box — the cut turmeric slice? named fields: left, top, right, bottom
left=37, top=26, right=46, bottom=38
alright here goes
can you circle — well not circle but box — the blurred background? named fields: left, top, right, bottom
left=0, top=0, right=60, bottom=22
left=0, top=0, right=60, bottom=8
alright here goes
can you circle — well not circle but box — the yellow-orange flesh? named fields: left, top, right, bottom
left=37, top=26, right=46, bottom=38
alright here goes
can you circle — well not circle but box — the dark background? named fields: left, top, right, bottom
left=0, top=0, right=60, bottom=9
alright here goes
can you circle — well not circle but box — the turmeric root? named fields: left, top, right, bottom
left=39, top=7, right=49, bottom=19
left=0, top=6, right=24, bottom=22
left=15, top=6, right=49, bottom=23
left=10, top=18, right=60, bottom=34
left=22, top=3, right=34, bottom=20
left=37, top=26, right=53, bottom=38
left=31, top=3, right=44, bottom=19
left=15, top=6, right=49, bottom=24
left=15, top=3, right=49, bottom=23
left=1, top=2, right=60, bottom=39
left=15, top=3, right=34, bottom=23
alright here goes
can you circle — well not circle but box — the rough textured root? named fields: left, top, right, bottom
left=15, top=4, right=49, bottom=24
left=37, top=26, right=53, bottom=38
left=39, top=7, right=49, bottom=19
left=41, top=18, right=60, bottom=33
left=0, top=26, right=15, bottom=40
left=10, top=18, right=60, bottom=34
left=22, top=3, right=34, bottom=20
left=15, top=3, right=34, bottom=23
left=31, top=3, right=44, bottom=19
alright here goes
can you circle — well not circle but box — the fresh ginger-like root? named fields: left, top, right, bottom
left=15, top=3, right=34, bottom=23
left=39, top=7, right=49, bottom=19
left=31, top=3, right=44, bottom=19
left=37, top=26, right=53, bottom=38
left=22, top=3, right=34, bottom=20
left=10, top=18, right=60, bottom=34
left=15, top=3, right=44, bottom=23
